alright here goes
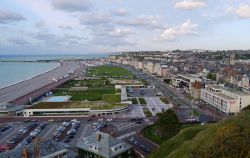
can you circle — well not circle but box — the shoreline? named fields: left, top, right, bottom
left=0, top=61, right=61, bottom=91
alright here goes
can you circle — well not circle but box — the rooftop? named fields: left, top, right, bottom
left=0, top=139, right=74, bottom=158
left=207, top=85, right=250, bottom=96
left=77, top=132, right=132, bottom=158
left=26, top=101, right=127, bottom=110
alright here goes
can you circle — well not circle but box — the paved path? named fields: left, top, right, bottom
left=116, top=131, right=136, bottom=140
left=0, top=61, right=81, bottom=104
left=144, top=97, right=169, bottom=116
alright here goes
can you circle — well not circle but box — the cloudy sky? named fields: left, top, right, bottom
left=0, top=0, right=250, bottom=54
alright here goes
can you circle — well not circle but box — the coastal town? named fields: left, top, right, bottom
left=1, top=0, right=250, bottom=157
left=0, top=50, right=250, bottom=157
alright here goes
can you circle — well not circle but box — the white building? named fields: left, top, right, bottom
left=201, top=85, right=250, bottom=115
left=153, top=63, right=161, bottom=75
left=241, top=74, right=250, bottom=91
left=172, top=74, right=202, bottom=92
left=144, top=61, right=155, bottom=74
left=138, top=61, right=144, bottom=70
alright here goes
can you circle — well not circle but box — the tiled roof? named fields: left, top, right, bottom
left=77, top=132, right=132, bottom=158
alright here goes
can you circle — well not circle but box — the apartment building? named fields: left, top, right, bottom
left=201, top=85, right=250, bottom=115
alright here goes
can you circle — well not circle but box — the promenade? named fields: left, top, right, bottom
left=0, top=61, right=82, bottom=104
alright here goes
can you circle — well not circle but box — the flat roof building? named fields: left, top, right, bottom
left=201, top=85, right=250, bottom=115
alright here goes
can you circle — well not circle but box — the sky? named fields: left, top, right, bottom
left=0, top=0, right=250, bottom=54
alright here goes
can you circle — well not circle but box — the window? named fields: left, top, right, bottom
left=89, top=145, right=93, bottom=149
left=119, top=146, right=122, bottom=149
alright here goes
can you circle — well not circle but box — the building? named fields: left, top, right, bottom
left=22, top=102, right=129, bottom=117
left=172, top=74, right=202, bottom=92
left=191, top=81, right=202, bottom=99
left=229, top=54, right=235, bottom=65
left=153, top=63, right=161, bottom=75
left=241, top=74, right=250, bottom=91
left=0, top=103, right=24, bottom=116
left=77, top=132, right=134, bottom=158
left=144, top=61, right=155, bottom=74
left=200, top=85, right=250, bottom=115
left=0, top=139, right=72, bottom=158
left=138, top=61, right=144, bottom=70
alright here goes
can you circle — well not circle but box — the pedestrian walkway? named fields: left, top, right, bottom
left=116, top=131, right=136, bottom=140
left=112, top=122, right=139, bottom=131
left=144, top=97, right=169, bottom=116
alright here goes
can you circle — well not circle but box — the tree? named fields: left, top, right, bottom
left=156, top=109, right=180, bottom=138
left=207, top=73, right=217, bottom=81
left=242, top=104, right=250, bottom=111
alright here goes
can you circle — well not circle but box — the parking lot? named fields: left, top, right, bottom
left=0, top=119, right=91, bottom=152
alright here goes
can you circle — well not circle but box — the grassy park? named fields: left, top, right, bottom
left=58, top=79, right=112, bottom=88
left=53, top=87, right=118, bottom=101
left=87, top=65, right=135, bottom=78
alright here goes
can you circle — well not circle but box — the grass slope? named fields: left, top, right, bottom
left=148, top=125, right=207, bottom=158
left=148, top=111, right=250, bottom=158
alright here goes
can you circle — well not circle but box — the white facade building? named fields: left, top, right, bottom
left=201, top=85, right=250, bottom=115
left=241, top=74, right=250, bottom=91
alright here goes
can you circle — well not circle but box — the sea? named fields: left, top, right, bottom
left=0, top=54, right=107, bottom=89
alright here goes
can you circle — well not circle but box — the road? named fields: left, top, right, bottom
left=118, top=64, right=224, bottom=122
left=0, top=61, right=82, bottom=104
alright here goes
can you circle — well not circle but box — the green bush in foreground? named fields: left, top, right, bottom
left=190, top=111, right=250, bottom=158
left=149, top=111, right=250, bottom=158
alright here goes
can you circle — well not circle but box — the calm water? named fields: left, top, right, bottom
left=0, top=54, right=107, bottom=88
left=0, top=62, right=60, bottom=89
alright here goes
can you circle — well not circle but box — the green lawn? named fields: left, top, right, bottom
left=53, top=87, right=117, bottom=101
left=148, top=125, right=207, bottom=158
left=160, top=97, right=169, bottom=104
left=189, top=108, right=200, bottom=117
left=87, top=65, right=135, bottom=78
left=102, top=94, right=121, bottom=104
left=143, top=108, right=153, bottom=118
left=58, top=79, right=111, bottom=88
left=130, top=98, right=138, bottom=104
left=138, top=98, right=146, bottom=104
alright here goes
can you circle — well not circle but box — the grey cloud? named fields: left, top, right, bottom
left=116, top=15, right=165, bottom=30
left=31, top=32, right=85, bottom=47
left=79, top=12, right=111, bottom=25
left=58, top=25, right=73, bottom=30
left=35, top=20, right=45, bottom=29
left=87, top=23, right=135, bottom=47
left=111, top=8, right=128, bottom=16
left=52, top=0, right=92, bottom=12
left=8, top=38, right=30, bottom=45
left=0, top=10, right=26, bottom=24
left=91, top=35, right=135, bottom=47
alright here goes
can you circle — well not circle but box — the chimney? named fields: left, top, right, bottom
left=96, top=133, right=102, bottom=142
left=21, top=148, right=29, bottom=158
